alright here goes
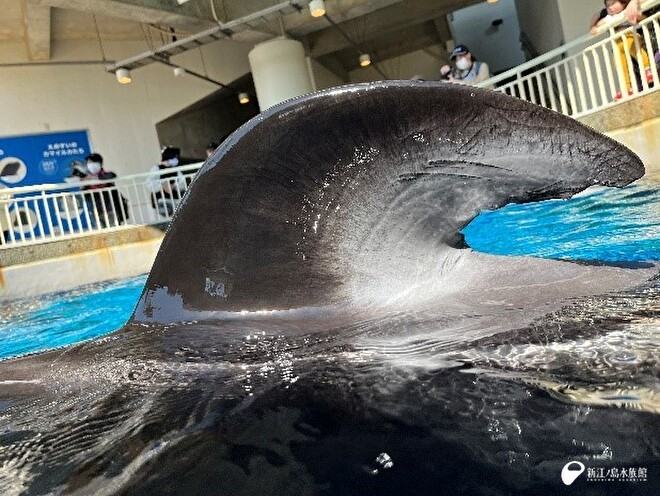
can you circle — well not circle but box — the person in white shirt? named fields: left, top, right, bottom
left=147, top=146, right=187, bottom=217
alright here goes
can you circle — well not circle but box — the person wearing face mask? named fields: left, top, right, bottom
left=147, top=146, right=187, bottom=217
left=82, top=153, right=128, bottom=228
left=439, top=44, right=491, bottom=86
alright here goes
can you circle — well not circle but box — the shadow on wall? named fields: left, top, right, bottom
left=156, top=73, right=259, bottom=162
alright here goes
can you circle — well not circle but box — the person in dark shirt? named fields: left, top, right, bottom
left=82, top=153, right=128, bottom=227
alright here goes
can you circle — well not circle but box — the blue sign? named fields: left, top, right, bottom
left=0, top=130, right=92, bottom=240
left=0, top=130, right=91, bottom=188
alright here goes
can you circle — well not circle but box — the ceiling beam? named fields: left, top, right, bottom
left=286, top=0, right=404, bottom=36
left=431, top=16, right=452, bottom=47
left=314, top=55, right=350, bottom=82
left=305, top=0, right=481, bottom=58
left=370, top=35, right=441, bottom=66
left=31, top=0, right=214, bottom=32
left=36, top=0, right=408, bottom=38
left=104, top=2, right=307, bottom=72
left=23, top=0, right=51, bottom=61
left=99, top=0, right=407, bottom=39
left=326, top=20, right=442, bottom=72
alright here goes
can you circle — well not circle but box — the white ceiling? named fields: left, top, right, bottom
left=3, top=0, right=485, bottom=79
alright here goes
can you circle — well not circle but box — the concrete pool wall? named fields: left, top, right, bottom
left=579, top=91, right=659, bottom=172
left=0, top=226, right=164, bottom=301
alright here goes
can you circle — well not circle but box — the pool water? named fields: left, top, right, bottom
left=464, top=180, right=660, bottom=263
left=0, top=275, right=145, bottom=360
left=1, top=175, right=659, bottom=495
left=1, top=177, right=659, bottom=361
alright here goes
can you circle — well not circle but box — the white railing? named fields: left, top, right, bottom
left=0, top=163, right=203, bottom=248
left=478, top=0, right=660, bottom=118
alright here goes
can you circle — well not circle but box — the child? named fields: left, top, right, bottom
left=590, top=0, right=652, bottom=99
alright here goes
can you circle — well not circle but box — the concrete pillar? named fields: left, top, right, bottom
left=248, top=37, right=314, bottom=111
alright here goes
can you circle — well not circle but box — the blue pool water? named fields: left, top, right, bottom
left=1, top=175, right=659, bottom=496
left=1, top=178, right=659, bottom=361
left=464, top=181, right=660, bottom=262
left=0, top=275, right=145, bottom=360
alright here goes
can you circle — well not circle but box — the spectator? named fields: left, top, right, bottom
left=147, top=146, right=187, bottom=217
left=82, top=153, right=128, bottom=228
left=0, top=186, right=11, bottom=244
left=206, top=142, right=219, bottom=158
left=439, top=45, right=491, bottom=85
left=624, top=0, right=643, bottom=24
left=60, top=160, right=88, bottom=225
left=590, top=0, right=653, bottom=99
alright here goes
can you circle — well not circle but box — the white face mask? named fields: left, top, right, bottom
left=456, top=57, right=471, bottom=71
left=167, top=158, right=179, bottom=167
left=87, top=162, right=102, bottom=175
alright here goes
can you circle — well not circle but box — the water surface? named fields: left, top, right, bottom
left=0, top=175, right=658, bottom=495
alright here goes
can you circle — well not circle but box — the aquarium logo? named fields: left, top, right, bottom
left=561, top=461, right=585, bottom=485
left=586, top=466, right=648, bottom=482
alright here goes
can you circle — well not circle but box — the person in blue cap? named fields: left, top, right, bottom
left=440, top=44, right=491, bottom=85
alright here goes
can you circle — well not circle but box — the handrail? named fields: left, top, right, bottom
left=3, top=163, right=203, bottom=195
left=478, top=0, right=660, bottom=89
left=479, top=35, right=597, bottom=89
left=476, top=1, right=660, bottom=119
left=0, top=162, right=204, bottom=248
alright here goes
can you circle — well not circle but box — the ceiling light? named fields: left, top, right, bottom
left=177, top=0, right=191, bottom=4
left=359, top=53, right=371, bottom=67
left=309, top=0, right=326, bottom=17
left=115, top=68, right=132, bottom=84
left=173, top=67, right=186, bottom=77
left=238, top=92, right=250, bottom=104
left=486, top=0, right=499, bottom=3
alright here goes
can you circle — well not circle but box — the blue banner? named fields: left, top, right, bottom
left=0, top=130, right=92, bottom=240
left=0, top=130, right=91, bottom=188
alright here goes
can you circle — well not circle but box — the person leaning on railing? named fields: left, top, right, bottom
left=623, top=0, right=658, bottom=24
left=590, top=0, right=654, bottom=99
left=82, top=153, right=129, bottom=228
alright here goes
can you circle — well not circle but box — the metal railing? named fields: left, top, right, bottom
left=0, top=163, right=203, bottom=248
left=478, top=0, right=660, bottom=118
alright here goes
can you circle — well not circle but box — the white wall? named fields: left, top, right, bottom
left=0, top=38, right=254, bottom=177
left=515, top=0, right=565, bottom=57
left=447, top=0, right=526, bottom=73
left=556, top=0, right=602, bottom=43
